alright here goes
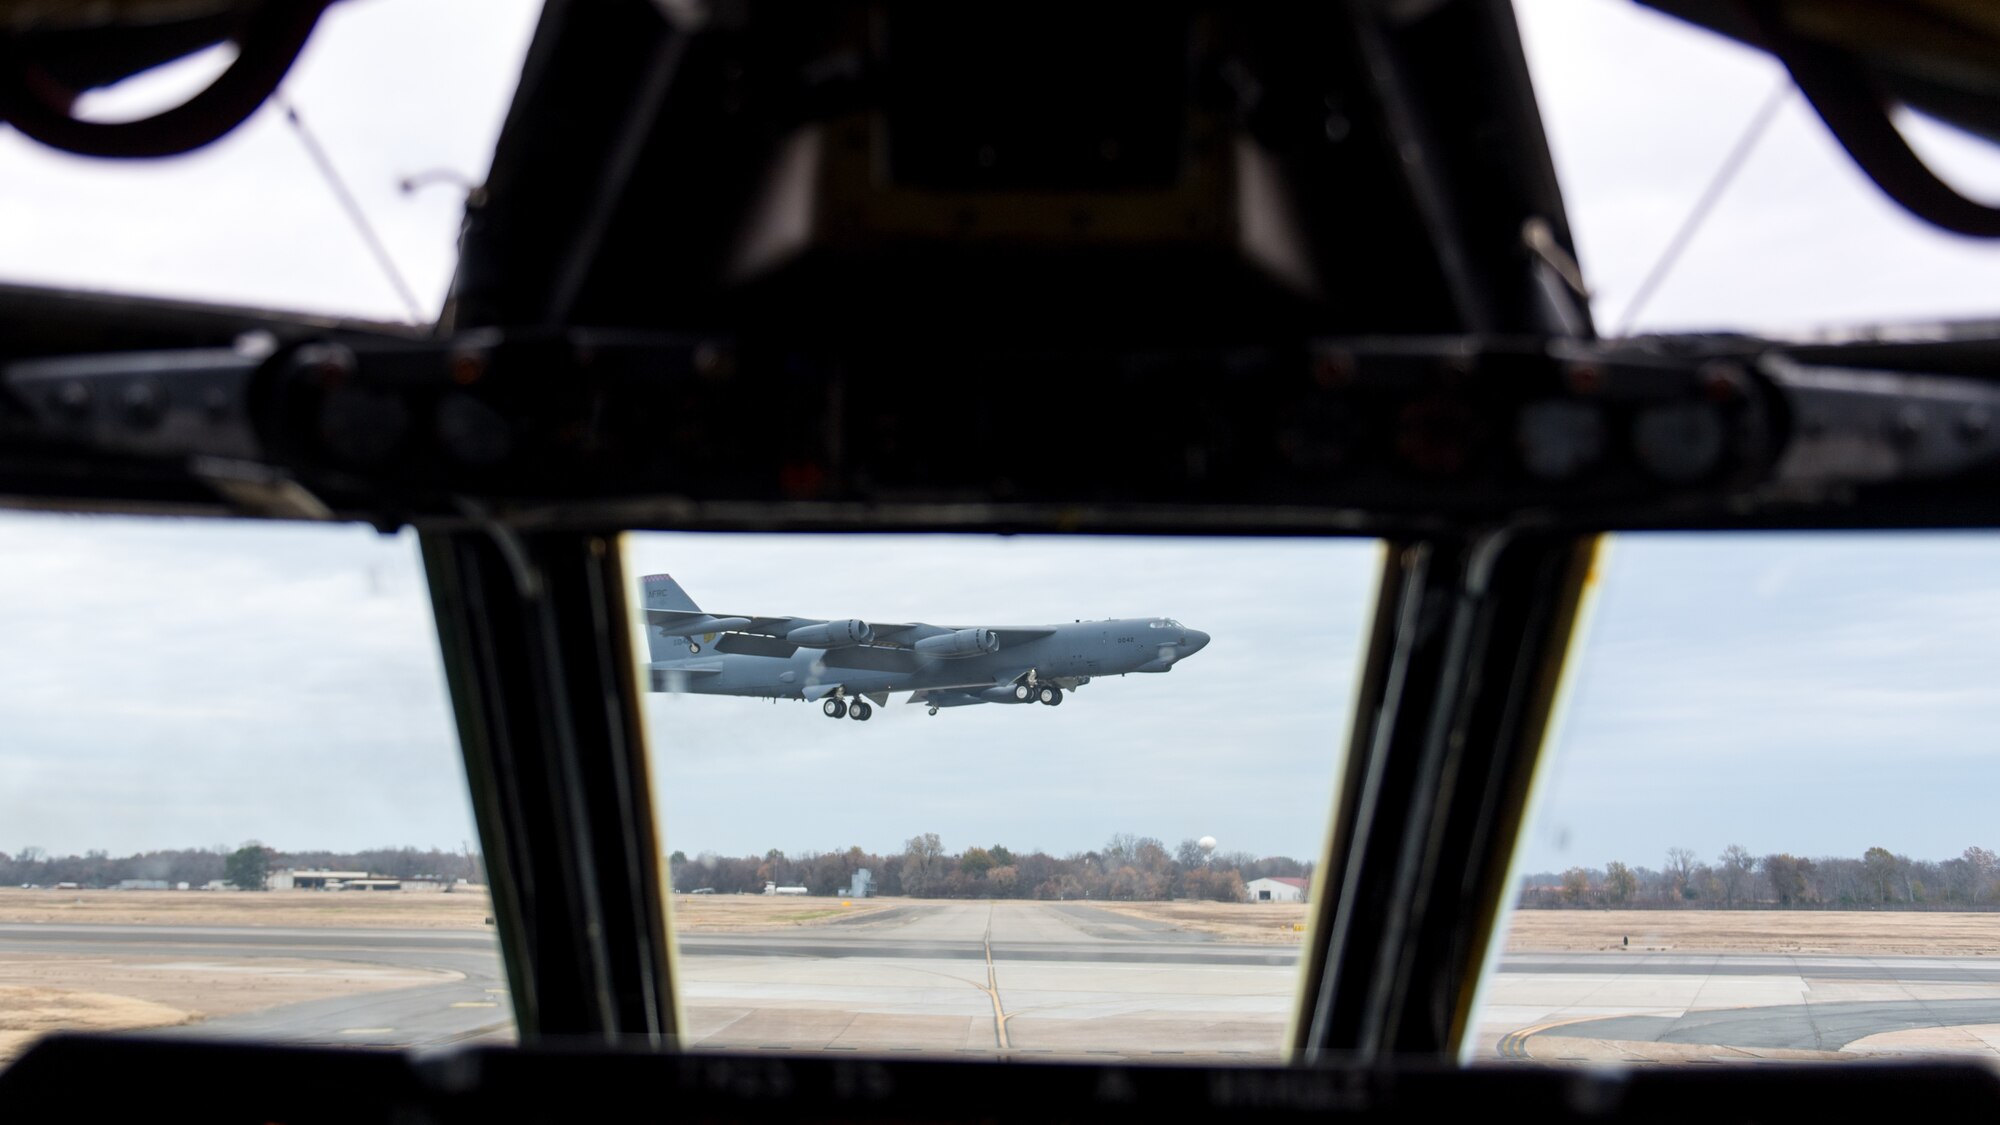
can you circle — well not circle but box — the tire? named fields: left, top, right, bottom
left=850, top=701, right=872, bottom=721
left=1037, top=685, right=1059, bottom=705
left=823, top=698, right=846, bottom=718
left=1045, top=687, right=1064, bottom=706
left=1012, top=683, right=1032, bottom=702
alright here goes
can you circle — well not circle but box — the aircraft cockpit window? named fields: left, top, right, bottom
left=0, top=0, right=538, bottom=322
left=0, top=511, right=511, bottom=1068
left=1473, top=532, right=2000, bottom=1065
left=627, top=533, right=1377, bottom=1062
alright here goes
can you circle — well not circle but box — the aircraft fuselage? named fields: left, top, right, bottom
left=647, top=617, right=1209, bottom=705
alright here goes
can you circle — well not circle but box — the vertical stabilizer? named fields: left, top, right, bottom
left=640, top=573, right=700, bottom=661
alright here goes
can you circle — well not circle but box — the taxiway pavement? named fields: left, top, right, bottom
left=10, top=908, right=2000, bottom=1063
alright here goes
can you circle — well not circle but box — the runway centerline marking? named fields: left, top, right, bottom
left=982, top=904, right=1010, bottom=1051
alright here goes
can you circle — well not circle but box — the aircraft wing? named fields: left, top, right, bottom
left=990, top=628, right=1055, bottom=646
left=645, top=610, right=1052, bottom=658
left=866, top=624, right=1055, bottom=649
left=644, top=609, right=801, bottom=637
left=821, top=646, right=921, bottom=673
left=645, top=609, right=935, bottom=642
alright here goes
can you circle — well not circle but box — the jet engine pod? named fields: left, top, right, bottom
left=786, top=619, right=873, bottom=648
left=913, top=627, right=1000, bottom=657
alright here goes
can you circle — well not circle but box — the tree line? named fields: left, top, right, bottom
left=671, top=833, right=1316, bottom=902
left=0, top=844, right=484, bottom=889
left=1520, top=845, right=2000, bottom=910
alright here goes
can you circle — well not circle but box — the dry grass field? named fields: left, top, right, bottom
left=667, top=895, right=892, bottom=930
left=0, top=887, right=495, bottom=929
left=1087, top=900, right=1311, bottom=943
left=7, top=890, right=1997, bottom=956
left=1502, top=908, right=2000, bottom=956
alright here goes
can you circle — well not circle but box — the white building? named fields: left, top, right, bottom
left=1245, top=876, right=1309, bottom=903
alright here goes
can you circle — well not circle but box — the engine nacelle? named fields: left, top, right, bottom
left=914, top=627, right=1000, bottom=658
left=786, top=619, right=872, bottom=648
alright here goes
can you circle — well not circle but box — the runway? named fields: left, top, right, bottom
left=7, top=908, right=2000, bottom=1063
left=675, top=902, right=1297, bottom=1057
left=1481, top=951, right=2000, bottom=1061
left=0, top=923, right=512, bottom=1049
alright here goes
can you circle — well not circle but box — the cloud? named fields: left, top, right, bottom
left=0, top=512, right=472, bottom=855
left=1523, top=532, right=2000, bottom=869
left=629, top=533, right=1371, bottom=859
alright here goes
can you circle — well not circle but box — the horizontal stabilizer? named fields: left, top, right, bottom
left=715, top=633, right=798, bottom=659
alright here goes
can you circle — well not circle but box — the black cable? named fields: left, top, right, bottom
left=275, top=92, right=429, bottom=325
left=0, top=1, right=333, bottom=159
left=1615, top=78, right=1791, bottom=335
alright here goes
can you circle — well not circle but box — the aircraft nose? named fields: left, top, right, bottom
left=1181, top=629, right=1210, bottom=655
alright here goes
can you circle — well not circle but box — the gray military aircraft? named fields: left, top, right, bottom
left=639, top=573, right=1209, bottom=719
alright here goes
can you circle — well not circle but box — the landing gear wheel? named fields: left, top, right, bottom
left=849, top=700, right=873, bottom=721
left=1038, top=685, right=1063, bottom=706
left=928, top=705, right=939, bottom=716
left=823, top=698, right=848, bottom=718
left=688, top=642, right=702, bottom=654
left=1012, top=683, right=1032, bottom=702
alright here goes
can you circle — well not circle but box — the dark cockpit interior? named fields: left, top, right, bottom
left=5, top=1, right=2000, bottom=1120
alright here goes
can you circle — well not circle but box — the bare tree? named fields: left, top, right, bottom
left=1604, top=861, right=1637, bottom=904
left=1665, top=847, right=1696, bottom=901
left=1718, top=845, right=1754, bottom=908
left=1965, top=847, right=1997, bottom=905
left=1762, top=853, right=1814, bottom=906
left=1560, top=867, right=1592, bottom=906
left=901, top=833, right=947, bottom=897
left=1863, top=846, right=1899, bottom=904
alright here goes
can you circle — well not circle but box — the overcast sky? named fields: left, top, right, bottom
left=2, top=2, right=1998, bottom=874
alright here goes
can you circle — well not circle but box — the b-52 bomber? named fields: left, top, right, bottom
left=640, top=574, right=1210, bottom=719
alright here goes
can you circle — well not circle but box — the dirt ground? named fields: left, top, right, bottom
left=1502, top=909, right=2000, bottom=957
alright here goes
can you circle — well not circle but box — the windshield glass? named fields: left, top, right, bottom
left=0, top=1, right=538, bottom=321
left=627, top=532, right=1376, bottom=1062
left=1472, top=532, right=2000, bottom=1064
left=1514, top=0, right=2000, bottom=335
left=0, top=511, right=509, bottom=1066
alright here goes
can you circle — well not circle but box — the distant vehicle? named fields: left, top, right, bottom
left=686, top=888, right=716, bottom=895
left=762, top=883, right=809, bottom=896
left=640, top=574, right=1209, bottom=719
